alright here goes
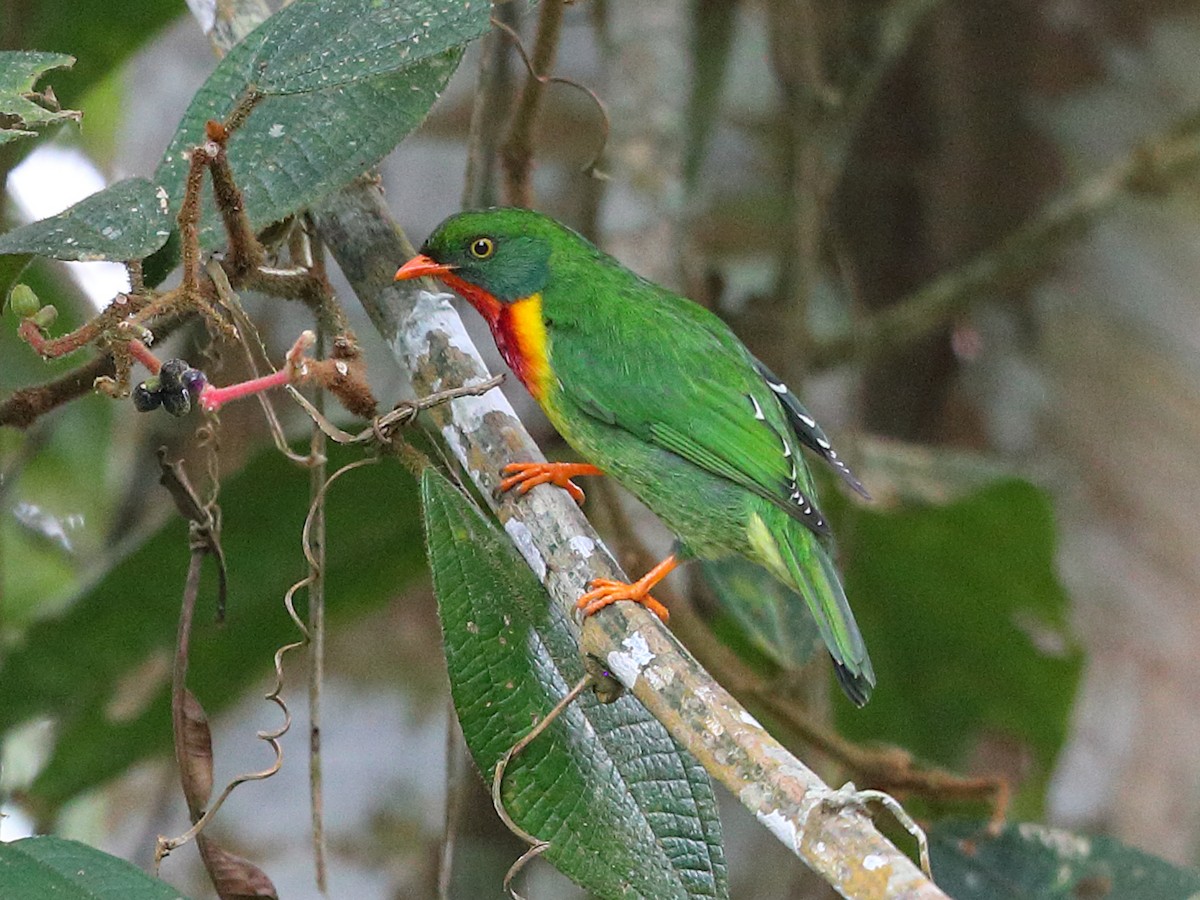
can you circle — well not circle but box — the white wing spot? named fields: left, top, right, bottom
left=798, top=413, right=816, bottom=428
left=817, top=437, right=832, bottom=450
left=749, top=395, right=766, bottom=421
left=769, top=381, right=788, bottom=395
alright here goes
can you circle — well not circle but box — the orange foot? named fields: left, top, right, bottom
left=577, top=554, right=679, bottom=623
left=500, top=461, right=602, bottom=505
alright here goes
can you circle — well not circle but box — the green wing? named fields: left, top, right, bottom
left=548, top=278, right=829, bottom=537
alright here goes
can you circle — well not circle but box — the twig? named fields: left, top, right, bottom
left=306, top=345, right=329, bottom=895
left=492, top=673, right=594, bottom=900
left=438, top=711, right=468, bottom=900
left=0, top=353, right=116, bottom=429
left=499, top=0, right=566, bottom=207
left=491, top=16, right=610, bottom=183
left=462, top=4, right=519, bottom=209
left=310, top=182, right=949, bottom=899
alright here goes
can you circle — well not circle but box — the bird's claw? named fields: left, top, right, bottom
left=499, top=461, right=599, bottom=505
left=577, top=578, right=670, bottom=622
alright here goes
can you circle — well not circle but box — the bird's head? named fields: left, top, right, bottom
left=394, top=208, right=562, bottom=304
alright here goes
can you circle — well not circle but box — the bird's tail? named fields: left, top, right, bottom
left=768, top=510, right=876, bottom=706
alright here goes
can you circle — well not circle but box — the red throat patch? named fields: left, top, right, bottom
left=434, top=271, right=550, bottom=399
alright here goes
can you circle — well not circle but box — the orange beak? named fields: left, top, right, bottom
left=394, top=254, right=456, bottom=281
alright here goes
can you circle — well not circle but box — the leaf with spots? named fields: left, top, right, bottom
left=0, top=835, right=189, bottom=899
left=930, top=819, right=1200, bottom=899
left=153, top=0, right=487, bottom=253
left=421, top=468, right=728, bottom=900
left=0, top=177, right=171, bottom=263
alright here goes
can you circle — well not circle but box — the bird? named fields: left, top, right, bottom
left=395, top=208, right=876, bottom=706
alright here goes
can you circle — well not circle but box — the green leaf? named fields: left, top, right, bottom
left=0, top=52, right=80, bottom=147
left=0, top=447, right=423, bottom=815
left=421, top=469, right=728, bottom=900
left=254, top=0, right=491, bottom=96
left=153, top=0, right=487, bottom=253
left=0, top=835, right=190, bottom=899
left=833, top=479, right=1082, bottom=814
left=0, top=177, right=171, bottom=262
left=929, top=820, right=1200, bottom=899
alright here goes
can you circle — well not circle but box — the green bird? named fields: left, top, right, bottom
left=396, top=208, right=876, bottom=705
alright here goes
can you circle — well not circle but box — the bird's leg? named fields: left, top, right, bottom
left=577, top=554, right=679, bottom=622
left=499, top=462, right=603, bottom=505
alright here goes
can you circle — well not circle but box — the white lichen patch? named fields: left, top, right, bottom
left=568, top=535, right=596, bottom=558
left=862, top=853, right=888, bottom=871
left=738, top=709, right=765, bottom=731
left=606, top=632, right=654, bottom=688
left=503, top=519, right=547, bottom=581
left=1017, top=822, right=1091, bottom=860
left=268, top=123, right=285, bottom=138
left=755, top=808, right=800, bottom=852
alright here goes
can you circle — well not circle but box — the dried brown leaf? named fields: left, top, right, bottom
left=197, top=835, right=279, bottom=900
left=179, top=689, right=214, bottom=814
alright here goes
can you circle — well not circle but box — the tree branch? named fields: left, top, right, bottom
left=499, top=0, right=565, bottom=208
left=310, top=182, right=949, bottom=898
left=811, top=125, right=1200, bottom=369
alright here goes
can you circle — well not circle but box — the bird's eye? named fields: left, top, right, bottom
left=469, top=237, right=495, bottom=259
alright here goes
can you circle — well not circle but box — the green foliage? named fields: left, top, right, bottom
left=834, top=479, right=1081, bottom=812
left=0, top=52, right=79, bottom=147
left=252, top=0, right=490, bottom=95
left=0, top=261, right=113, bottom=626
left=0, top=835, right=189, bottom=900
left=0, top=447, right=424, bottom=816
left=421, top=468, right=728, bottom=900
left=0, top=0, right=491, bottom=275
left=930, top=820, right=1200, bottom=898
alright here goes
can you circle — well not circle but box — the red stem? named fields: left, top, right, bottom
left=199, top=368, right=291, bottom=413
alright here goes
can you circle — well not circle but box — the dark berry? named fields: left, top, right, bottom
left=158, top=358, right=189, bottom=393
left=161, top=389, right=192, bottom=417
left=132, top=382, right=162, bottom=412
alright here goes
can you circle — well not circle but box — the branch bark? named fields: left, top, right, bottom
left=310, top=182, right=948, bottom=899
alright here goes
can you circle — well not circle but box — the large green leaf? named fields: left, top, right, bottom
left=421, top=469, right=728, bottom=900
left=0, top=177, right=170, bottom=261
left=0, top=835, right=189, bottom=900
left=0, top=447, right=423, bottom=815
left=154, top=0, right=487, bottom=251
left=253, top=0, right=491, bottom=96
left=833, top=480, right=1081, bottom=813
left=930, top=820, right=1200, bottom=899
left=0, top=52, right=80, bottom=147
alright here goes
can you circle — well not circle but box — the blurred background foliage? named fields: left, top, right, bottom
left=3, top=0, right=1200, bottom=897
